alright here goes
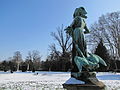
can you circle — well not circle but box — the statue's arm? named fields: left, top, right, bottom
left=69, top=18, right=77, bottom=29
left=84, top=24, right=90, bottom=34
left=65, top=17, right=77, bottom=36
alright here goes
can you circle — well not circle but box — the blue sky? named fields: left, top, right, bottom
left=0, top=0, right=120, bottom=60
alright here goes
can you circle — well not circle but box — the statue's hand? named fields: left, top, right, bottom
left=65, top=26, right=73, bottom=36
left=84, top=30, right=90, bottom=34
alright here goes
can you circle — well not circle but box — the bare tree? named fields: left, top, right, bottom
left=26, top=51, right=32, bottom=71
left=26, top=50, right=42, bottom=71
left=89, top=12, right=120, bottom=58
left=47, top=25, right=72, bottom=71
left=88, top=11, right=120, bottom=70
left=13, top=51, right=22, bottom=71
left=51, top=25, right=72, bottom=54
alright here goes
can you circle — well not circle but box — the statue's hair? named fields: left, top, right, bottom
left=73, top=7, right=85, bottom=18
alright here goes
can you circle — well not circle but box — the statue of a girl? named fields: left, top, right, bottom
left=65, top=7, right=90, bottom=73
left=65, top=7, right=107, bottom=84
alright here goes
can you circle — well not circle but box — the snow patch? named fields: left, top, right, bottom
left=0, top=71, right=120, bottom=90
left=65, top=77, right=85, bottom=84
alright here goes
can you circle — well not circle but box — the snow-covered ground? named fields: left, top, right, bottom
left=0, top=71, right=120, bottom=90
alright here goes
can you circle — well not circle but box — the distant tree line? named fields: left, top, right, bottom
left=0, top=50, right=41, bottom=72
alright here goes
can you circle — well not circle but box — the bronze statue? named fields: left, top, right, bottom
left=65, top=7, right=107, bottom=84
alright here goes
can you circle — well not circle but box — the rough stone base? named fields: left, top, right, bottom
left=63, top=81, right=107, bottom=90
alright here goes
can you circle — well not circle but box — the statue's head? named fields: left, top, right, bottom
left=73, top=7, right=87, bottom=18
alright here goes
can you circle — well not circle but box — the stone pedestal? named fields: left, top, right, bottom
left=63, top=82, right=106, bottom=90
left=63, top=77, right=107, bottom=90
